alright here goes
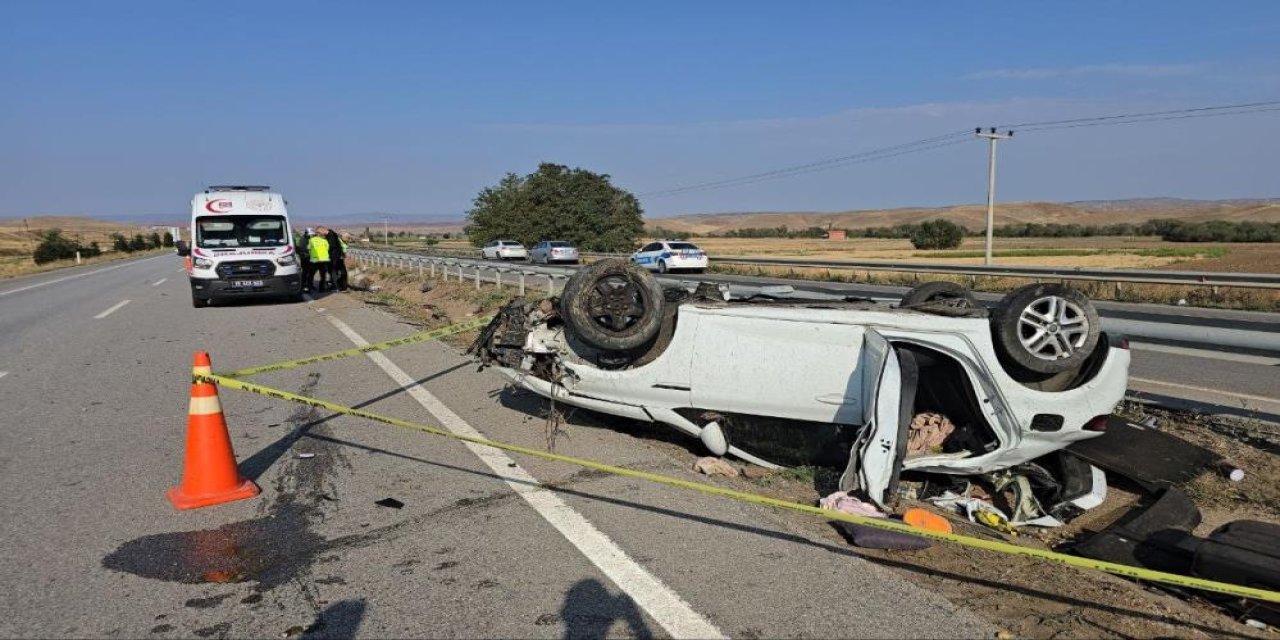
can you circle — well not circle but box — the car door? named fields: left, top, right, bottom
left=633, top=243, right=661, bottom=270
left=840, top=332, right=914, bottom=509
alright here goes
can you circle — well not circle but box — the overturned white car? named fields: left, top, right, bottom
left=471, top=259, right=1130, bottom=509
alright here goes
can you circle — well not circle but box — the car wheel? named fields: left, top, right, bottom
left=900, top=281, right=977, bottom=309
left=993, top=283, right=1100, bottom=375
left=191, top=293, right=207, bottom=308
left=560, top=258, right=665, bottom=352
left=658, top=260, right=668, bottom=274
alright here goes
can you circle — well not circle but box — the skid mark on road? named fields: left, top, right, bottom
left=309, top=299, right=725, bottom=639
left=93, top=300, right=131, bottom=319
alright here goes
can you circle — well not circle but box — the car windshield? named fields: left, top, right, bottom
left=196, top=216, right=288, bottom=248
left=668, top=242, right=700, bottom=251
left=549, top=241, right=574, bottom=247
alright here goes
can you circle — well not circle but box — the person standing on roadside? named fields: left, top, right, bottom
left=298, top=227, right=315, bottom=292
left=308, top=227, right=332, bottom=292
left=326, top=227, right=348, bottom=291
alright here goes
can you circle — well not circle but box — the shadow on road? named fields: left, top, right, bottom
left=560, top=578, right=652, bottom=639
left=303, top=599, right=367, bottom=638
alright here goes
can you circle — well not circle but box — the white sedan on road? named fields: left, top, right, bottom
left=472, top=259, right=1129, bottom=510
left=481, top=240, right=528, bottom=260
left=631, top=240, right=708, bottom=274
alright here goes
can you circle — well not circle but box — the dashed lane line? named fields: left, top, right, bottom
left=305, top=296, right=725, bottom=639
left=93, top=300, right=131, bottom=319
left=1130, top=376, right=1280, bottom=406
left=1129, top=341, right=1280, bottom=366
left=152, top=278, right=167, bottom=286
left=0, top=255, right=168, bottom=298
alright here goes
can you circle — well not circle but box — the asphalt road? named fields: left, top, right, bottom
left=0, top=255, right=994, bottom=638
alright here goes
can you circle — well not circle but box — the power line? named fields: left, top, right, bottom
left=999, top=99, right=1280, bottom=130
left=639, top=99, right=1280, bottom=199
left=639, top=130, right=972, bottom=197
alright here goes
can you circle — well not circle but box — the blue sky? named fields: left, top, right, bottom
left=2, top=1, right=1278, bottom=220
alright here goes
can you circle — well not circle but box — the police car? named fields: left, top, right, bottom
left=630, top=240, right=709, bottom=273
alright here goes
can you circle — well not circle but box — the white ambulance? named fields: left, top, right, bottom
left=177, top=186, right=303, bottom=308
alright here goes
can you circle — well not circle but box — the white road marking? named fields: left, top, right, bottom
left=0, top=255, right=167, bottom=298
left=1130, top=376, right=1280, bottom=405
left=93, top=300, right=131, bottom=319
left=0, top=372, right=7, bottom=379
left=152, top=278, right=167, bottom=286
left=1129, top=341, right=1280, bottom=366
left=310, top=299, right=724, bottom=639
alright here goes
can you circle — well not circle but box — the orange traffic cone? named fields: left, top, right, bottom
left=167, top=351, right=260, bottom=510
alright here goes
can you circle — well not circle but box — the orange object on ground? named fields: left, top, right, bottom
left=167, top=351, right=260, bottom=510
left=902, top=508, right=953, bottom=534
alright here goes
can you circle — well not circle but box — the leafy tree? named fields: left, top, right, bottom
left=84, top=241, right=102, bottom=257
left=148, top=232, right=163, bottom=248
left=129, top=234, right=149, bottom=251
left=162, top=231, right=174, bottom=247
left=111, top=233, right=129, bottom=252
left=910, top=219, right=965, bottom=250
left=465, top=163, right=644, bottom=252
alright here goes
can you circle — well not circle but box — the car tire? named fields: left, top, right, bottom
left=658, top=260, right=668, bottom=274
left=993, top=283, right=1100, bottom=375
left=900, top=281, right=977, bottom=309
left=192, top=292, right=209, bottom=308
left=560, top=258, right=665, bottom=352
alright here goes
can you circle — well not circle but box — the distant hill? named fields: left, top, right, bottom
left=645, top=198, right=1280, bottom=235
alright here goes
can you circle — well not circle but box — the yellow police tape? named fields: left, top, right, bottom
left=218, top=316, right=495, bottom=378
left=197, top=371, right=1280, bottom=605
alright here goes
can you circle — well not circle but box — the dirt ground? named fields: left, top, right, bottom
left=344, top=261, right=1279, bottom=639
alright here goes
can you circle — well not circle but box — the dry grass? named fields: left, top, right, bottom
left=0, top=248, right=168, bottom=279
left=0, top=216, right=166, bottom=279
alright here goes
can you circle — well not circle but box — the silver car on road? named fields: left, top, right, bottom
left=530, top=240, right=580, bottom=264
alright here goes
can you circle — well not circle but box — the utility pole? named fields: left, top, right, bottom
left=975, top=127, right=1013, bottom=265
left=382, top=217, right=390, bottom=246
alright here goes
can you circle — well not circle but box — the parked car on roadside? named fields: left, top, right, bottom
left=530, top=240, right=580, bottom=264
left=471, top=259, right=1129, bottom=511
left=631, top=240, right=708, bottom=274
left=481, top=240, right=528, bottom=260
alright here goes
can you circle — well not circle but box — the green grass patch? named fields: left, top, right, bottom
left=1131, top=246, right=1229, bottom=259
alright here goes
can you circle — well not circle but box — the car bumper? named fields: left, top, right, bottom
left=191, top=275, right=301, bottom=298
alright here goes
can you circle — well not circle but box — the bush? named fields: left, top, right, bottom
left=910, top=219, right=964, bottom=250
left=162, top=231, right=174, bottom=247
left=32, top=229, right=80, bottom=264
left=111, top=233, right=130, bottom=252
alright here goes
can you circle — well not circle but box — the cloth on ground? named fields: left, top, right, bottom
left=819, top=491, right=931, bottom=550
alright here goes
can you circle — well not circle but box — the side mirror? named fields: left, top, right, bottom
left=175, top=240, right=190, bottom=257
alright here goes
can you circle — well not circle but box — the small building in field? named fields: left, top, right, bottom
left=826, top=228, right=847, bottom=240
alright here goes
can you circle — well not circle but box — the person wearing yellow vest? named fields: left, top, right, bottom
left=308, top=229, right=332, bottom=292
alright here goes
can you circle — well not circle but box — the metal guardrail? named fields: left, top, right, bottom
left=579, top=253, right=1280, bottom=290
